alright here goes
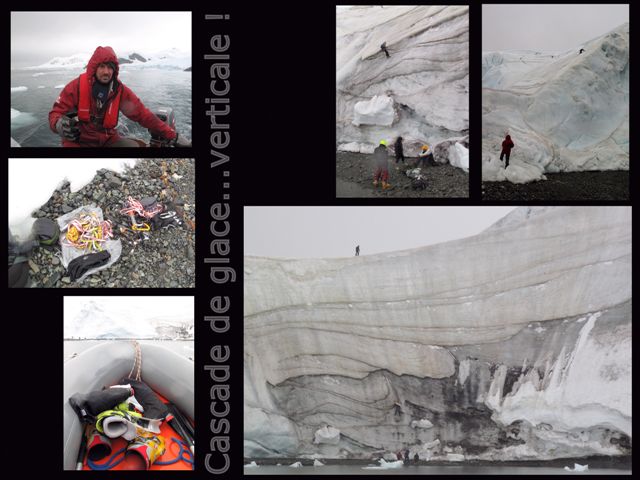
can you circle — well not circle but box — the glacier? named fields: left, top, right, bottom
left=337, top=6, right=469, bottom=164
left=482, top=23, right=629, bottom=183
left=244, top=207, right=631, bottom=461
left=23, top=48, right=191, bottom=71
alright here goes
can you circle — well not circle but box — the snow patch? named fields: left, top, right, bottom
left=11, top=86, right=27, bottom=92
left=352, top=95, right=394, bottom=127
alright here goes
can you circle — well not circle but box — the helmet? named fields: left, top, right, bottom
left=422, top=144, right=429, bottom=150
left=379, top=140, right=387, bottom=146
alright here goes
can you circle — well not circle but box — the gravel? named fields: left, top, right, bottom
left=337, top=152, right=469, bottom=198
left=483, top=171, right=629, bottom=201
left=26, top=158, right=195, bottom=288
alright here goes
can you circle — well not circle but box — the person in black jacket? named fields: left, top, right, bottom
left=394, top=136, right=405, bottom=168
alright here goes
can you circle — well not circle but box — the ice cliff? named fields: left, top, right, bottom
left=482, top=23, right=629, bottom=183
left=336, top=6, right=469, bottom=162
left=244, top=207, right=631, bottom=461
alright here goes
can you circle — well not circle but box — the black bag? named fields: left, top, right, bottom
left=68, top=251, right=111, bottom=281
left=120, top=378, right=170, bottom=420
left=69, top=387, right=132, bottom=423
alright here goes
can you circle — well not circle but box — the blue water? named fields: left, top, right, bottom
left=244, top=465, right=631, bottom=475
left=11, top=69, right=191, bottom=147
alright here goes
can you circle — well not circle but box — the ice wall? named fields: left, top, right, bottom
left=482, top=23, right=629, bottom=183
left=337, top=6, right=469, bottom=160
left=244, top=207, right=631, bottom=460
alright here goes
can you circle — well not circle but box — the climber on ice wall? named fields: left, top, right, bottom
left=500, top=134, right=515, bottom=168
left=380, top=42, right=390, bottom=58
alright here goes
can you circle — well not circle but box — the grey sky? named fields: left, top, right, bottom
left=244, top=207, right=517, bottom=258
left=11, top=12, right=191, bottom=68
left=483, top=4, right=629, bottom=51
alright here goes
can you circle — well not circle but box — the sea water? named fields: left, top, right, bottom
left=11, top=69, right=192, bottom=147
left=244, top=464, right=631, bottom=475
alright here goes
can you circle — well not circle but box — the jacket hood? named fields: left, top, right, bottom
left=86, top=46, right=119, bottom=84
left=505, top=135, right=511, bottom=141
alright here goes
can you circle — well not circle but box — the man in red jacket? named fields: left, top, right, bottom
left=49, top=46, right=190, bottom=147
left=500, top=134, right=514, bottom=168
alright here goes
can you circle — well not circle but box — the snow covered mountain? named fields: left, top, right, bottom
left=65, top=300, right=194, bottom=340
left=482, top=23, right=628, bottom=183
left=336, top=6, right=469, bottom=161
left=25, top=48, right=191, bottom=71
left=244, top=207, right=631, bottom=461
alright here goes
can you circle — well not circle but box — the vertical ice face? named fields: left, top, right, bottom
left=244, top=207, right=631, bottom=460
left=336, top=6, right=469, bottom=157
left=482, top=23, right=629, bottom=183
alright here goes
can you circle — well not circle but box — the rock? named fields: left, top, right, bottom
left=61, top=204, right=73, bottom=214
left=186, top=245, right=195, bottom=261
left=62, top=276, right=71, bottom=284
left=51, top=257, right=60, bottom=266
left=28, top=260, right=40, bottom=274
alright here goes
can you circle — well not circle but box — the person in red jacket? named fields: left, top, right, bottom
left=500, top=134, right=514, bottom=168
left=49, top=46, right=190, bottom=147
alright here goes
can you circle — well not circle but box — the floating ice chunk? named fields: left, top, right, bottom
left=54, top=84, right=65, bottom=88
left=289, top=461, right=303, bottom=468
left=313, top=459, right=325, bottom=466
left=564, top=463, right=588, bottom=472
left=244, top=461, right=258, bottom=468
left=11, top=86, right=28, bottom=93
left=447, top=453, right=465, bottom=461
left=363, top=459, right=404, bottom=469
left=37, top=85, right=46, bottom=89
left=32, top=72, right=46, bottom=77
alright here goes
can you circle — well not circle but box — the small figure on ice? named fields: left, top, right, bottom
left=579, top=48, right=585, bottom=54
left=500, top=134, right=514, bottom=168
left=355, top=245, right=360, bottom=256
left=380, top=42, right=390, bottom=58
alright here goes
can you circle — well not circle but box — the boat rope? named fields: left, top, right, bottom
left=127, top=341, right=142, bottom=382
left=86, top=438, right=193, bottom=470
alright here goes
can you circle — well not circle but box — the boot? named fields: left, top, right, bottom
left=382, top=182, right=392, bottom=190
left=87, top=429, right=112, bottom=461
left=124, top=433, right=166, bottom=470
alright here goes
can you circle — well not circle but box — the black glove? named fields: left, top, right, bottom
left=56, top=115, right=80, bottom=141
left=68, top=251, right=111, bottom=281
left=152, top=210, right=183, bottom=230
left=171, top=132, right=192, bottom=147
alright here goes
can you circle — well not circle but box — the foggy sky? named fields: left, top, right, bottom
left=11, top=12, right=191, bottom=68
left=244, top=207, right=517, bottom=258
left=483, top=4, right=629, bottom=51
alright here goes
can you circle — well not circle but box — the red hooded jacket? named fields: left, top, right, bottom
left=49, top=46, right=177, bottom=147
left=501, top=135, right=514, bottom=154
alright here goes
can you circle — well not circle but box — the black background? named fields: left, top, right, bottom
left=3, top=1, right=634, bottom=479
